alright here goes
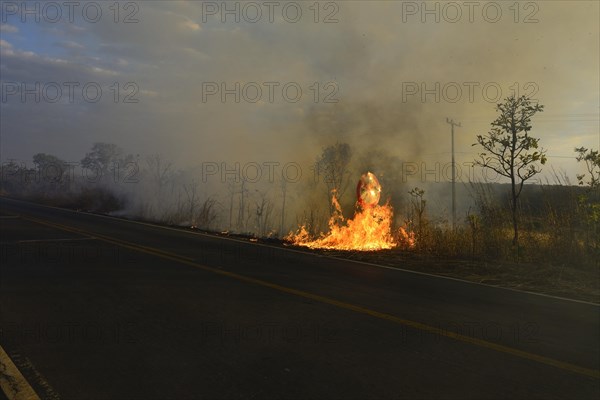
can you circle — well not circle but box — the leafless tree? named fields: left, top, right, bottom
left=197, top=197, right=218, bottom=230
left=237, top=179, right=249, bottom=230
left=183, top=181, right=200, bottom=225
left=279, top=177, right=288, bottom=236
left=316, top=142, right=352, bottom=212
left=146, top=154, right=173, bottom=197
left=255, top=190, right=275, bottom=236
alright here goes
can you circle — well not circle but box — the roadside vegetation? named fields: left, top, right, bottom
left=1, top=96, right=598, bottom=301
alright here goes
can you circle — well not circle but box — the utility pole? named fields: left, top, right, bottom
left=446, top=118, right=461, bottom=230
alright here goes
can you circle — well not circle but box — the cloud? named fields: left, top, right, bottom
left=0, top=23, right=18, bottom=33
left=0, top=39, right=13, bottom=52
left=140, top=89, right=159, bottom=98
left=58, top=40, right=85, bottom=50
left=180, top=18, right=201, bottom=31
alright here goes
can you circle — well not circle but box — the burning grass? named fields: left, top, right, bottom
left=282, top=175, right=598, bottom=303
left=285, top=192, right=415, bottom=251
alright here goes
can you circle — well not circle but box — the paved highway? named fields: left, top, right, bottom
left=1, top=197, right=598, bottom=399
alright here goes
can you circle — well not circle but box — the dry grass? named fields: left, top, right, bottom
left=298, top=247, right=599, bottom=304
left=3, top=166, right=598, bottom=303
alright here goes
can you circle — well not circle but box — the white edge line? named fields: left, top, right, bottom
left=2, top=196, right=599, bottom=307
left=0, top=345, right=41, bottom=400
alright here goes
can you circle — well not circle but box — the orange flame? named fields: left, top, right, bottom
left=286, top=190, right=415, bottom=251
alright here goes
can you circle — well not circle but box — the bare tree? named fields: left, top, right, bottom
left=227, top=180, right=237, bottom=230
left=183, top=181, right=200, bottom=226
left=408, top=187, right=426, bottom=240
left=172, top=187, right=186, bottom=224
left=316, top=142, right=352, bottom=212
left=280, top=177, right=288, bottom=235
left=237, top=179, right=249, bottom=230
left=197, top=197, right=218, bottom=230
left=473, top=95, right=547, bottom=246
left=255, top=190, right=275, bottom=237
left=143, top=154, right=173, bottom=216
left=146, top=154, right=173, bottom=197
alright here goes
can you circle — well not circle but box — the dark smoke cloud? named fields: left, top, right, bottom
left=1, top=1, right=598, bottom=229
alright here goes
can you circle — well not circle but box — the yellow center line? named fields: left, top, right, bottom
left=22, top=215, right=600, bottom=380
left=21, top=216, right=194, bottom=262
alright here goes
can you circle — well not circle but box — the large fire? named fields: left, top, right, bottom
left=285, top=172, right=415, bottom=251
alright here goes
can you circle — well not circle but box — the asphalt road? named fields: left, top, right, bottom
left=1, top=197, right=598, bottom=399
